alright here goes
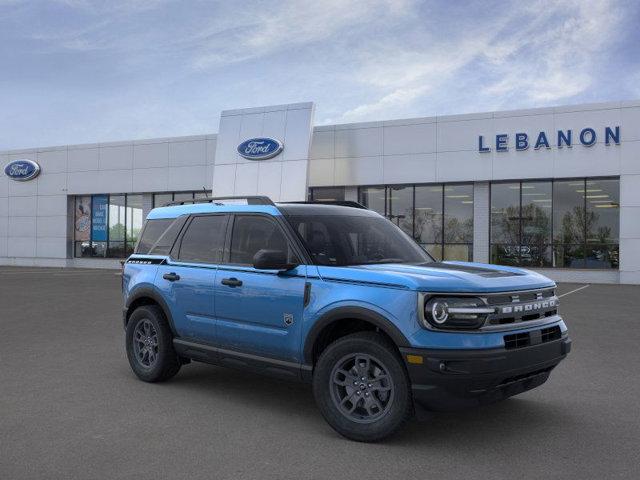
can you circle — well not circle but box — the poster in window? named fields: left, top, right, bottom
left=74, top=196, right=91, bottom=241
left=91, top=195, right=108, bottom=242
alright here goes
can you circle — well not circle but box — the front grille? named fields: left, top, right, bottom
left=504, top=332, right=530, bottom=349
left=485, top=288, right=558, bottom=327
left=504, top=326, right=562, bottom=350
left=541, top=325, right=562, bottom=342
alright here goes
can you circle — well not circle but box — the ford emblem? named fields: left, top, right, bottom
left=237, top=137, right=283, bottom=160
left=4, top=159, right=41, bottom=181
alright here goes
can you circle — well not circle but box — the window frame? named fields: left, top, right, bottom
left=170, top=213, right=230, bottom=266
left=222, top=213, right=307, bottom=267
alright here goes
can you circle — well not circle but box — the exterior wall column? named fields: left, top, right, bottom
left=619, top=173, right=640, bottom=284
left=473, top=182, right=490, bottom=264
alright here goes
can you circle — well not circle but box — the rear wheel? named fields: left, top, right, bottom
left=126, top=305, right=181, bottom=382
left=313, top=332, right=413, bottom=442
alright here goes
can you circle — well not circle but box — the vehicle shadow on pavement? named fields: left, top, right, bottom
left=130, top=361, right=577, bottom=444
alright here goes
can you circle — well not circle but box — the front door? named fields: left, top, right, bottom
left=214, top=214, right=306, bottom=362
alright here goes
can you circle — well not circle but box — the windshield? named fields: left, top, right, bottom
left=286, top=214, right=433, bottom=266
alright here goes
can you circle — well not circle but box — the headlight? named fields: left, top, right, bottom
left=423, top=296, right=495, bottom=330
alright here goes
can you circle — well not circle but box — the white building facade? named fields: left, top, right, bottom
left=1, top=100, right=639, bottom=284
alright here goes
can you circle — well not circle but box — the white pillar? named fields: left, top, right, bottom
left=473, top=182, right=490, bottom=264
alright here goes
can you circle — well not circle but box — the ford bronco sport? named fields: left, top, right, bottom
left=122, top=196, right=570, bottom=441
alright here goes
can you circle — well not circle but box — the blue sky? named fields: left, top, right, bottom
left=1, top=0, right=639, bottom=150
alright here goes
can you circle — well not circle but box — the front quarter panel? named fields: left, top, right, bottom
left=303, top=266, right=421, bottom=352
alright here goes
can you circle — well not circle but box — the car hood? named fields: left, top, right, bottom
left=315, top=261, right=555, bottom=293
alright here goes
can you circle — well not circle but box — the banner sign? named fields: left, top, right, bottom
left=91, top=195, right=108, bottom=242
left=74, top=196, right=91, bottom=241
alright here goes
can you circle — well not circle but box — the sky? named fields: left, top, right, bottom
left=0, top=0, right=639, bottom=150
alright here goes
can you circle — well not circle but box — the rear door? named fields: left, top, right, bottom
left=155, top=214, right=228, bottom=343
left=214, top=214, right=307, bottom=362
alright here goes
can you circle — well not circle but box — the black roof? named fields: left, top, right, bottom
left=275, top=202, right=378, bottom=217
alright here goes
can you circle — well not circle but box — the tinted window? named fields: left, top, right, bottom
left=177, top=215, right=227, bottom=264
left=287, top=214, right=431, bottom=266
left=310, top=187, right=345, bottom=201
left=229, top=215, right=293, bottom=265
left=136, top=219, right=173, bottom=254
left=148, top=216, right=188, bottom=255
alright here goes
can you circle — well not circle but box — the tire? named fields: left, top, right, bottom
left=125, top=305, right=181, bottom=383
left=313, top=331, right=413, bottom=442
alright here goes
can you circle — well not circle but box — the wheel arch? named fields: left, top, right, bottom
left=303, top=306, right=410, bottom=366
left=125, top=287, right=177, bottom=336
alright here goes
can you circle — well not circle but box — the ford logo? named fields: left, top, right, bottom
left=237, top=137, right=283, bottom=160
left=4, top=159, right=41, bottom=181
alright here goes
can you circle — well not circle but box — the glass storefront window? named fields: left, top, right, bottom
left=414, top=185, right=443, bottom=260
left=520, top=181, right=552, bottom=267
left=491, top=182, right=520, bottom=246
left=492, top=178, right=619, bottom=269
left=444, top=184, right=474, bottom=261
left=359, top=187, right=386, bottom=215
left=387, top=186, right=413, bottom=237
left=74, top=193, right=149, bottom=259
left=360, top=183, right=473, bottom=262
left=553, top=180, right=585, bottom=245
left=108, top=195, right=126, bottom=257
left=126, top=194, right=143, bottom=255
left=153, top=193, right=173, bottom=207
left=309, top=187, right=346, bottom=201
left=173, top=192, right=194, bottom=203
left=153, top=191, right=211, bottom=207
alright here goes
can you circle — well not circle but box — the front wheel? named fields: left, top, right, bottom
left=313, top=332, right=413, bottom=442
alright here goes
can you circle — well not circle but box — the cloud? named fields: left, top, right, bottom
left=0, top=0, right=635, bottom=149
left=190, top=0, right=414, bottom=70
left=481, top=0, right=622, bottom=105
left=334, top=0, right=626, bottom=123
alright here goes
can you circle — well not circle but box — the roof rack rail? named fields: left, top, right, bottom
left=285, top=200, right=368, bottom=209
left=165, top=195, right=275, bottom=207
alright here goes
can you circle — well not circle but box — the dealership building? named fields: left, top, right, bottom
left=1, top=100, right=639, bottom=284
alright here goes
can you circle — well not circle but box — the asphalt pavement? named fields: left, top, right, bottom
left=0, top=267, right=639, bottom=479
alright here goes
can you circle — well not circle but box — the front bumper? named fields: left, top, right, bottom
left=400, top=334, right=571, bottom=411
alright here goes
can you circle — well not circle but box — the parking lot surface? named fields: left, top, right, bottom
left=1, top=267, right=639, bottom=480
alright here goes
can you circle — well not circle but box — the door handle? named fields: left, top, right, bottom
left=163, top=272, right=180, bottom=282
left=221, top=277, right=243, bottom=287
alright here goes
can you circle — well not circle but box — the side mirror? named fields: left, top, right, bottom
left=252, top=249, right=298, bottom=271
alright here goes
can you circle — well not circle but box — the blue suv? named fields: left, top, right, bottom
left=122, top=196, right=570, bottom=441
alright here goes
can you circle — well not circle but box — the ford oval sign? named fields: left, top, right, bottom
left=4, top=159, right=41, bottom=181
left=237, top=138, right=283, bottom=160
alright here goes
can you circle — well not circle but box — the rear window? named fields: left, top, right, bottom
left=177, top=215, right=228, bottom=264
left=135, top=219, right=173, bottom=254
left=135, top=216, right=188, bottom=255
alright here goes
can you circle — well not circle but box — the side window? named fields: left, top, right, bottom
left=135, top=219, right=173, bottom=254
left=229, top=215, right=294, bottom=265
left=177, top=215, right=227, bottom=264
left=295, top=220, right=337, bottom=265
left=148, top=215, right=188, bottom=255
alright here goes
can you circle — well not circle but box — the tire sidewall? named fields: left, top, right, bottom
left=125, top=305, right=175, bottom=382
left=313, top=333, right=412, bottom=442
